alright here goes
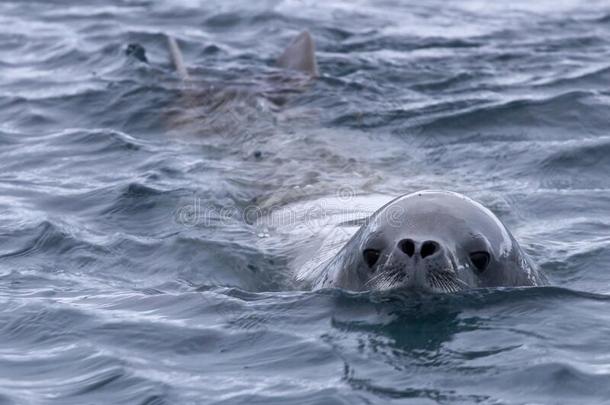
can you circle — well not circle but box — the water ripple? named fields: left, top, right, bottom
left=0, top=0, right=609, bottom=403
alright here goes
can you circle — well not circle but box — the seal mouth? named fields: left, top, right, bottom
left=365, top=267, right=466, bottom=293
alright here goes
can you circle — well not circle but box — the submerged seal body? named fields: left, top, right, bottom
left=161, top=31, right=318, bottom=137
left=311, top=190, right=547, bottom=292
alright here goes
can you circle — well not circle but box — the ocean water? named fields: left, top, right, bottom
left=1, top=0, right=610, bottom=404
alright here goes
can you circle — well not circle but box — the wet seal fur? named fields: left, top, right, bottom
left=310, top=190, right=548, bottom=292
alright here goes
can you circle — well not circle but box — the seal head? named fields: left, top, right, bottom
left=317, top=190, right=547, bottom=292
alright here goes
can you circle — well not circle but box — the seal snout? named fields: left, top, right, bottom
left=398, top=238, right=441, bottom=260
left=395, top=237, right=458, bottom=292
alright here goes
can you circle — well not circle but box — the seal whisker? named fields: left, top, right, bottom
left=364, top=270, right=387, bottom=288
left=435, top=273, right=455, bottom=292
left=428, top=273, right=444, bottom=288
left=443, top=279, right=456, bottom=292
left=428, top=271, right=463, bottom=293
left=442, top=275, right=466, bottom=292
left=365, top=269, right=403, bottom=290
left=438, top=272, right=469, bottom=290
left=438, top=277, right=452, bottom=293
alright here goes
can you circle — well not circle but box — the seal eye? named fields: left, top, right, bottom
left=470, top=251, right=490, bottom=272
left=363, top=249, right=380, bottom=269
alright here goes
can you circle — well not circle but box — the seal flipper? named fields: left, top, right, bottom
left=276, top=31, right=319, bottom=77
left=166, top=36, right=190, bottom=80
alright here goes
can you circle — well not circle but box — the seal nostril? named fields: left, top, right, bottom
left=398, top=239, right=415, bottom=257
left=420, top=241, right=438, bottom=259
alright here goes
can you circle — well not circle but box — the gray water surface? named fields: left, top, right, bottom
left=1, top=1, right=610, bottom=404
